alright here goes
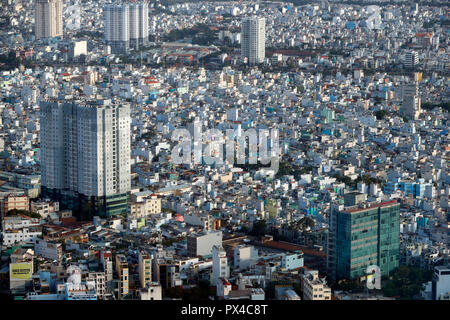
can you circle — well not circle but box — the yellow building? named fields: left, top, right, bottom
left=115, top=254, right=129, bottom=299
left=0, top=194, right=29, bottom=219
left=139, top=251, right=152, bottom=288
left=302, top=270, right=331, bottom=300
left=128, top=196, right=161, bottom=219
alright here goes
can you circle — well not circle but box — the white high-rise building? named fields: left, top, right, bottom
left=105, top=2, right=149, bottom=54
left=104, top=4, right=130, bottom=54
left=40, top=98, right=131, bottom=217
left=35, top=0, right=63, bottom=40
left=405, top=50, right=419, bottom=69
left=212, top=245, right=229, bottom=286
left=129, top=2, right=149, bottom=49
left=241, top=17, right=266, bottom=65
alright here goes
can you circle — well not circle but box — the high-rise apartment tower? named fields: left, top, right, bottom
left=39, top=98, right=131, bottom=218
left=241, top=17, right=266, bottom=65
left=35, top=0, right=63, bottom=40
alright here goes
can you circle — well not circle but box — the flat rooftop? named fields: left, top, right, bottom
left=342, top=200, right=398, bottom=214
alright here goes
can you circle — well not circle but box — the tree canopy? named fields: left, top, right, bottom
left=7, top=209, right=41, bottom=219
left=381, top=266, right=433, bottom=300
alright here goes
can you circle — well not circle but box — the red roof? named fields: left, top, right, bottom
left=416, top=33, right=432, bottom=37
left=263, top=240, right=326, bottom=258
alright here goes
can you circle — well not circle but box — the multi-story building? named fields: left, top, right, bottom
left=281, top=251, right=304, bottom=271
left=100, top=251, right=114, bottom=291
left=216, top=278, right=233, bottom=298
left=64, top=278, right=97, bottom=300
left=39, top=98, right=131, bottom=219
left=404, top=50, right=419, bottom=69
left=30, top=200, right=59, bottom=219
left=402, top=82, right=421, bottom=120
left=34, top=239, right=63, bottom=261
left=415, top=33, right=433, bottom=47
left=9, top=248, right=34, bottom=293
left=2, top=214, right=42, bottom=246
left=129, top=2, right=149, bottom=49
left=233, top=245, right=258, bottom=271
left=212, top=245, right=229, bottom=285
left=139, top=282, right=162, bottom=300
left=302, top=270, right=331, bottom=300
left=2, top=227, right=42, bottom=246
left=0, top=193, right=29, bottom=219
left=115, top=254, right=129, bottom=299
left=344, top=192, right=367, bottom=207
left=35, top=0, right=63, bottom=40
left=327, top=201, right=400, bottom=280
left=2, top=214, right=40, bottom=231
left=432, top=265, right=450, bottom=300
left=104, top=3, right=129, bottom=54
left=128, top=195, right=161, bottom=219
left=36, top=1, right=63, bottom=41
left=87, top=272, right=107, bottom=300
left=241, top=17, right=265, bottom=65
left=154, top=260, right=181, bottom=289
left=16, top=175, right=41, bottom=198
left=183, top=213, right=213, bottom=231
left=104, top=1, right=149, bottom=54
left=187, top=230, right=222, bottom=257
left=139, top=251, right=152, bottom=288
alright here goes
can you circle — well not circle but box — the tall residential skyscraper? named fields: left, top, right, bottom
left=327, top=200, right=400, bottom=281
left=104, top=3, right=130, bottom=54
left=104, top=2, right=149, bottom=54
left=129, top=2, right=149, bottom=49
left=35, top=0, right=63, bottom=40
left=40, top=98, right=131, bottom=218
left=241, top=17, right=266, bottom=65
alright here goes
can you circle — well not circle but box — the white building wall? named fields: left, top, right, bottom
left=40, top=100, right=131, bottom=198
left=233, top=245, right=258, bottom=271
left=35, top=0, right=63, bottom=40
left=281, top=252, right=304, bottom=270
left=140, top=283, right=162, bottom=300
left=241, top=17, right=265, bottom=64
left=434, top=267, right=450, bottom=300
left=212, top=245, right=229, bottom=286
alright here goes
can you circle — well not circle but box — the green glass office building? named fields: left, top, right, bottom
left=334, top=201, right=400, bottom=280
left=42, top=186, right=128, bottom=220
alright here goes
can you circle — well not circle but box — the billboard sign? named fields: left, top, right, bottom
left=10, top=263, right=33, bottom=280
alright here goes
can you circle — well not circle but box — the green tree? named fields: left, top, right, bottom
left=250, top=220, right=267, bottom=237
left=374, top=110, right=389, bottom=120
left=381, top=266, right=433, bottom=299
left=7, top=209, right=41, bottom=219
